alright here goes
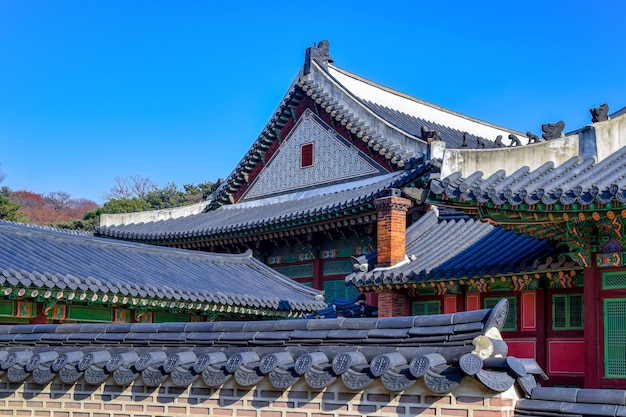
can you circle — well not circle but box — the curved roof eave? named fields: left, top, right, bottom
left=208, top=60, right=427, bottom=210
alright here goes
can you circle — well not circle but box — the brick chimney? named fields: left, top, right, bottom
left=374, top=189, right=412, bottom=268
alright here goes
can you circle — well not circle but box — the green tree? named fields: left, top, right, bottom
left=65, top=178, right=222, bottom=232
left=0, top=167, right=26, bottom=222
left=0, top=194, right=25, bottom=221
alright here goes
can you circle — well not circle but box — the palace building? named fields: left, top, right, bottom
left=0, top=221, right=326, bottom=324
left=91, top=41, right=626, bottom=389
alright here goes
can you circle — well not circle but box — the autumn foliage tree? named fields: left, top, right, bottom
left=10, top=190, right=99, bottom=225
left=60, top=177, right=222, bottom=231
left=0, top=168, right=222, bottom=231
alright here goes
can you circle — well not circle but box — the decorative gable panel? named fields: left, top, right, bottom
left=242, top=109, right=387, bottom=200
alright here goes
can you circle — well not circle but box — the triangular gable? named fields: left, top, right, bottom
left=241, top=109, right=388, bottom=201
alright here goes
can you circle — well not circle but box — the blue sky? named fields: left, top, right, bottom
left=1, top=1, right=625, bottom=204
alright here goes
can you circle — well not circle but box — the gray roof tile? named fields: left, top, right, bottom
left=430, top=146, right=626, bottom=207
left=0, top=221, right=325, bottom=315
left=0, top=299, right=541, bottom=394
left=348, top=210, right=558, bottom=288
left=516, top=387, right=626, bottom=416
left=362, top=101, right=496, bottom=149
left=97, top=167, right=427, bottom=242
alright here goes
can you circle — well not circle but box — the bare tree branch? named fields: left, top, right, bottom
left=104, top=175, right=158, bottom=201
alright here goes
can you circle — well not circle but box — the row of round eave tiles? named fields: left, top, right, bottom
left=0, top=347, right=530, bottom=394
left=0, top=286, right=317, bottom=313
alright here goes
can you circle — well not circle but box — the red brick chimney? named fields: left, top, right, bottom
left=374, top=189, right=412, bottom=318
left=374, top=189, right=412, bottom=268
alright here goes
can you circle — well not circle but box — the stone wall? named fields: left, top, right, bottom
left=439, top=135, right=580, bottom=180
left=99, top=201, right=209, bottom=228
left=595, top=111, right=626, bottom=162
left=0, top=376, right=518, bottom=417
left=437, top=110, right=626, bottom=180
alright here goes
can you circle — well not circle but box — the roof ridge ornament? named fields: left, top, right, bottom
left=304, top=40, right=334, bottom=75
left=590, top=103, right=609, bottom=123
left=541, top=120, right=565, bottom=141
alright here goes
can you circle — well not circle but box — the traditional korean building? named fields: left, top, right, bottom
left=95, top=41, right=520, bottom=306
left=346, top=206, right=583, bottom=387
left=424, top=107, right=626, bottom=389
left=1, top=299, right=625, bottom=417
left=0, top=221, right=326, bottom=324
left=94, top=41, right=626, bottom=388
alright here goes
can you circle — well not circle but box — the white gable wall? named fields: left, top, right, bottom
left=241, top=109, right=388, bottom=201
left=328, top=66, right=524, bottom=143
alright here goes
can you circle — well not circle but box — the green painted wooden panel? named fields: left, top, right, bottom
left=0, top=317, right=28, bottom=323
left=412, top=300, right=441, bottom=316
left=604, top=298, right=626, bottom=378
left=323, top=260, right=353, bottom=276
left=274, top=264, right=314, bottom=279
left=603, top=271, right=626, bottom=289
left=490, top=280, right=511, bottom=292
left=0, top=301, right=14, bottom=317
left=418, top=286, right=436, bottom=296
left=153, top=312, right=190, bottom=323
left=552, top=294, right=583, bottom=330
left=323, top=280, right=359, bottom=304
left=68, top=306, right=112, bottom=322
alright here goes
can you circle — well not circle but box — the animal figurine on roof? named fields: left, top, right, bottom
left=461, top=132, right=468, bottom=148
left=311, top=40, right=334, bottom=63
left=508, top=134, right=521, bottom=147
left=541, top=121, right=565, bottom=140
left=526, top=131, right=542, bottom=143
left=421, top=126, right=442, bottom=142
left=494, top=135, right=505, bottom=148
left=590, top=103, right=609, bottom=123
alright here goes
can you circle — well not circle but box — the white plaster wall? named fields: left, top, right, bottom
left=100, top=201, right=209, bottom=227
left=595, top=111, right=626, bottom=162
left=440, top=135, right=580, bottom=179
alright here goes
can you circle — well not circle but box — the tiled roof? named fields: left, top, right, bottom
left=362, top=100, right=496, bottom=149
left=0, top=221, right=325, bottom=315
left=347, top=210, right=565, bottom=289
left=326, top=65, right=522, bottom=148
left=96, top=167, right=427, bottom=242
left=0, top=299, right=544, bottom=394
left=516, top=387, right=626, bottom=416
left=429, top=145, right=626, bottom=207
left=207, top=42, right=522, bottom=209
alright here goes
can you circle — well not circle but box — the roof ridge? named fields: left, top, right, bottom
left=327, top=64, right=525, bottom=137
left=0, top=220, right=93, bottom=236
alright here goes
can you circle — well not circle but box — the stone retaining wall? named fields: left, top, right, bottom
left=0, top=376, right=518, bottom=417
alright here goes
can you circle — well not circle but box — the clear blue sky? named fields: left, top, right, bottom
left=1, top=1, right=625, bottom=204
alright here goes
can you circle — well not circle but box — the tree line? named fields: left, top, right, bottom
left=0, top=167, right=221, bottom=231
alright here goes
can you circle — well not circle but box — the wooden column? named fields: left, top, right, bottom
left=29, top=303, right=48, bottom=324
left=583, top=259, right=600, bottom=388
left=313, top=247, right=323, bottom=290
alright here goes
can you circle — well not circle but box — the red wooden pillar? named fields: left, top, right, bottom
left=312, top=248, right=323, bottom=291
left=29, top=303, right=48, bottom=324
left=533, top=288, right=546, bottom=375
left=584, top=259, right=600, bottom=388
